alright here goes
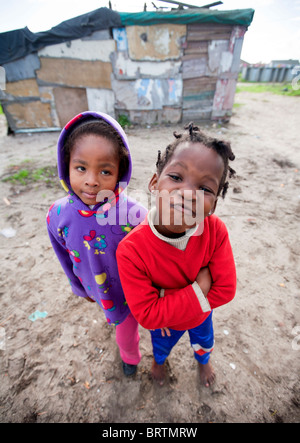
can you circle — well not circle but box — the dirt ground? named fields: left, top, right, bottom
left=0, top=89, right=299, bottom=423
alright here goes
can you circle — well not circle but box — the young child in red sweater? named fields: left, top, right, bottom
left=116, top=123, right=236, bottom=386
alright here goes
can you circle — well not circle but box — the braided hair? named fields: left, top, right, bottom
left=156, top=122, right=236, bottom=199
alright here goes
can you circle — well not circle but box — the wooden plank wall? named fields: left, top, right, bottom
left=182, top=24, right=233, bottom=122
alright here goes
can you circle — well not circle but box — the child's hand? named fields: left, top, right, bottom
left=195, top=266, right=212, bottom=296
left=160, top=327, right=171, bottom=337
left=85, top=296, right=96, bottom=303
left=150, top=327, right=171, bottom=337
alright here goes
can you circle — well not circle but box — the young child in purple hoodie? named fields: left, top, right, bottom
left=46, top=111, right=147, bottom=376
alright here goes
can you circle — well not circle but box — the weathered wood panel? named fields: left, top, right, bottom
left=38, top=38, right=116, bottom=62
left=184, top=40, right=208, bottom=55
left=182, top=57, right=207, bottom=79
left=183, top=93, right=214, bottom=109
left=37, top=58, right=112, bottom=89
left=187, top=24, right=233, bottom=41
left=5, top=101, right=53, bottom=129
left=111, top=52, right=182, bottom=79
left=86, top=88, right=115, bottom=117
left=212, top=77, right=237, bottom=120
left=5, top=79, right=39, bottom=97
left=208, top=40, right=230, bottom=73
left=126, top=24, right=186, bottom=61
left=53, top=87, right=88, bottom=128
left=182, top=107, right=212, bottom=122
left=183, top=77, right=217, bottom=96
left=125, top=107, right=182, bottom=125
left=112, top=77, right=182, bottom=111
left=162, top=106, right=182, bottom=124
left=113, top=28, right=128, bottom=52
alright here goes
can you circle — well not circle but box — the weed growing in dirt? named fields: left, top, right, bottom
left=1, top=160, right=58, bottom=187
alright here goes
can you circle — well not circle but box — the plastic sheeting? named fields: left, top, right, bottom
left=0, top=7, right=254, bottom=65
left=0, top=8, right=121, bottom=65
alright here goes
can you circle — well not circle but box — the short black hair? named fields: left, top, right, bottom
left=156, top=122, right=236, bottom=198
left=64, top=118, right=129, bottom=182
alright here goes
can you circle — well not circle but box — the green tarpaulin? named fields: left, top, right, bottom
left=120, top=8, right=254, bottom=27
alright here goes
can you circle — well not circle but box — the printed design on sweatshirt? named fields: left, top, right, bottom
left=106, top=301, right=128, bottom=326
left=46, top=203, right=55, bottom=224
left=83, top=230, right=107, bottom=255
left=67, top=193, right=75, bottom=204
left=94, top=268, right=115, bottom=295
left=77, top=186, right=124, bottom=219
left=60, top=179, right=69, bottom=193
left=100, top=299, right=116, bottom=312
left=57, top=226, right=69, bottom=238
left=111, top=223, right=134, bottom=235
left=66, top=248, right=81, bottom=263
left=107, top=318, right=119, bottom=326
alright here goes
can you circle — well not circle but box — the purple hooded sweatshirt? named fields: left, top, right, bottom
left=46, top=111, right=147, bottom=326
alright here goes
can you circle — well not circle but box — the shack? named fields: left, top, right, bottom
left=0, top=6, right=254, bottom=132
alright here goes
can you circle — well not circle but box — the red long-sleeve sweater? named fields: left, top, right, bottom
left=116, top=213, right=236, bottom=331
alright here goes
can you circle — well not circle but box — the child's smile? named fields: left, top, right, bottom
left=149, top=142, right=224, bottom=237
left=69, top=134, right=120, bottom=206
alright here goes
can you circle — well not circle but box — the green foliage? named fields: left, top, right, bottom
left=117, top=114, right=131, bottom=128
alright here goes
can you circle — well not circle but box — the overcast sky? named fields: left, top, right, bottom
left=1, top=0, right=300, bottom=64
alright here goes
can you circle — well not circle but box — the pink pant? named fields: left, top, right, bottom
left=115, top=312, right=141, bottom=365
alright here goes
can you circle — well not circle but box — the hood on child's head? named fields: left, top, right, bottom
left=57, top=111, right=132, bottom=195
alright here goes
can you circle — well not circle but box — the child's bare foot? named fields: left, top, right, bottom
left=151, top=359, right=165, bottom=386
left=198, top=361, right=215, bottom=387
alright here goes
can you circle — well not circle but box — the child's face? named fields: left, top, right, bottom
left=69, top=134, right=120, bottom=206
left=149, top=142, right=224, bottom=237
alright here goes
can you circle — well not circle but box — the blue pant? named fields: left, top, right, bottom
left=150, top=312, right=214, bottom=365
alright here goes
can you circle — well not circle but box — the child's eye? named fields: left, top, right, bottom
left=199, top=186, right=214, bottom=194
left=77, top=166, right=86, bottom=172
left=101, top=170, right=111, bottom=176
left=168, top=174, right=181, bottom=181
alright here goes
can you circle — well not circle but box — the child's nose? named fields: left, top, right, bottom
left=85, top=171, right=99, bottom=187
left=178, top=187, right=197, bottom=201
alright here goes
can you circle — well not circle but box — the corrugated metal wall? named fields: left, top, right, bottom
left=242, top=65, right=299, bottom=83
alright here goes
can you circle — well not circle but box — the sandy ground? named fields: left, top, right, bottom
left=0, top=89, right=299, bottom=424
